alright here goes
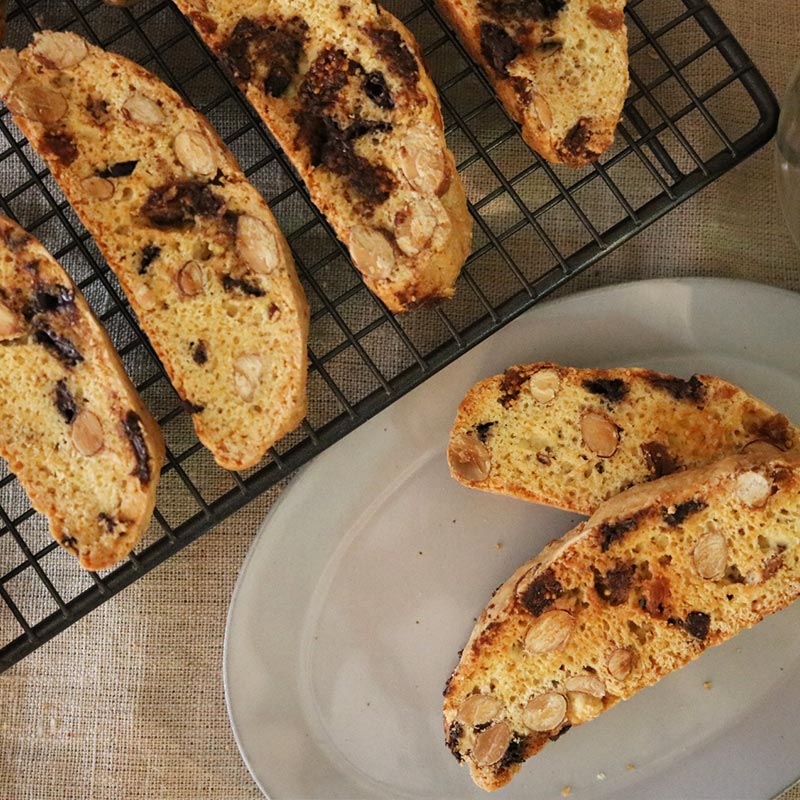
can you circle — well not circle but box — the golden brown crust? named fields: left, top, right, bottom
left=0, top=32, right=309, bottom=471
left=436, top=0, right=628, bottom=166
left=173, top=0, right=473, bottom=312
left=0, top=215, right=165, bottom=571
left=444, top=453, right=800, bottom=790
left=448, top=363, right=799, bottom=514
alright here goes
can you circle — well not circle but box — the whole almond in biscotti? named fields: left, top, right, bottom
left=0, top=31, right=310, bottom=471
left=448, top=363, right=800, bottom=514
left=172, top=0, right=473, bottom=312
left=436, top=0, right=629, bottom=166
left=444, top=453, right=800, bottom=790
left=0, top=215, right=165, bottom=571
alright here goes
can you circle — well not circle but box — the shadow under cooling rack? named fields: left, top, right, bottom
left=0, top=0, right=780, bottom=670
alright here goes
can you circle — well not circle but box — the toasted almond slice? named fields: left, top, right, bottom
left=455, top=693, right=503, bottom=727
left=174, top=130, right=218, bottom=176
left=399, top=127, right=450, bottom=196
left=349, top=226, right=395, bottom=280
left=8, top=83, right=68, bottom=124
left=735, top=471, right=771, bottom=507
left=31, top=32, right=89, bottom=70
left=0, top=49, right=21, bottom=95
left=471, top=721, right=512, bottom=767
left=81, top=176, right=115, bottom=200
left=606, top=647, right=635, bottom=681
left=237, top=215, right=279, bottom=275
left=448, top=431, right=491, bottom=482
left=692, top=531, right=728, bottom=580
left=394, top=199, right=440, bottom=256
left=565, top=674, right=606, bottom=698
left=522, top=692, right=567, bottom=732
left=133, top=283, right=156, bottom=311
left=581, top=411, right=619, bottom=457
left=176, top=261, right=204, bottom=297
left=528, top=368, right=560, bottom=403
left=123, top=93, right=166, bottom=126
left=533, top=93, right=553, bottom=130
left=71, top=411, right=104, bottom=456
left=524, top=609, right=574, bottom=654
left=0, top=302, right=24, bottom=340
left=233, top=354, right=264, bottom=402
left=566, top=691, right=604, bottom=725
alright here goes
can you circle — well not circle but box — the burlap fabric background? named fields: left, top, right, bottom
left=0, top=1, right=799, bottom=798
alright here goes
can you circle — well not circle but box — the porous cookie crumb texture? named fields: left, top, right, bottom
left=448, top=363, right=799, bottom=514
left=0, top=31, right=310, bottom=471
left=0, top=215, right=165, bottom=571
left=443, top=454, right=800, bottom=790
left=436, top=0, right=629, bottom=166
left=173, top=0, right=473, bottom=312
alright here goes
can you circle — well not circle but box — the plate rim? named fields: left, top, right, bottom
left=223, top=276, right=800, bottom=799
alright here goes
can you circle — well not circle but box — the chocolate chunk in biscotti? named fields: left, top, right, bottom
left=448, top=363, right=800, bottom=515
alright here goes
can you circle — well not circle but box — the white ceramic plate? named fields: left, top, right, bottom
left=225, top=279, right=800, bottom=800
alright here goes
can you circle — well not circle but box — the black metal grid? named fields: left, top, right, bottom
left=0, top=0, right=778, bottom=670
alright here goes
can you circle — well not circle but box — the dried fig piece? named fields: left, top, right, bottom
left=522, top=692, right=566, bottom=732
left=448, top=431, right=491, bottom=482
left=588, top=6, right=625, bottom=30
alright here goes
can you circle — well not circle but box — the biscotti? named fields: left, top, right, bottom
left=173, top=0, right=473, bottom=312
left=436, top=0, right=629, bottom=166
left=0, top=215, right=165, bottom=571
left=0, top=31, right=309, bottom=471
left=448, top=363, right=798, bottom=514
left=443, top=453, right=800, bottom=790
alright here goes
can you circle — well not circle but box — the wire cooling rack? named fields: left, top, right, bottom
left=0, top=0, right=779, bottom=670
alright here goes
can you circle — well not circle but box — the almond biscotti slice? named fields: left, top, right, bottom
left=0, top=215, right=165, bottom=571
left=436, top=0, right=629, bottom=166
left=448, top=363, right=798, bottom=514
left=444, top=453, right=800, bottom=790
left=0, top=31, right=309, bottom=471
left=173, top=0, right=473, bottom=312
